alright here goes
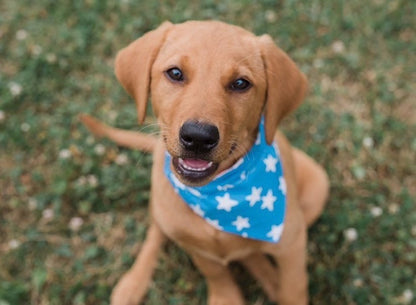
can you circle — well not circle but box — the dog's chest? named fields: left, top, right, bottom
left=151, top=144, right=265, bottom=263
left=152, top=182, right=259, bottom=264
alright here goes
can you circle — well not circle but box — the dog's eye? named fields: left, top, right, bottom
left=165, top=67, right=184, bottom=82
left=229, top=78, right=252, bottom=92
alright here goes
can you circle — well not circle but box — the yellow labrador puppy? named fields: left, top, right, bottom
left=81, top=20, right=329, bottom=305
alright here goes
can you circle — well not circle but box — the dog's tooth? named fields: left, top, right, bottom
left=179, top=158, right=213, bottom=171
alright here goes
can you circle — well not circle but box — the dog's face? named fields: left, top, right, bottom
left=151, top=23, right=267, bottom=185
left=115, top=21, right=307, bottom=186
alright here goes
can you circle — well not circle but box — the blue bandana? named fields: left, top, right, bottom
left=164, top=118, right=286, bottom=243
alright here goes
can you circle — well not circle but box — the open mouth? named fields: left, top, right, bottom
left=172, top=157, right=218, bottom=183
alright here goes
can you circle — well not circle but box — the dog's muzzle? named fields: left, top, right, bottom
left=172, top=121, right=220, bottom=183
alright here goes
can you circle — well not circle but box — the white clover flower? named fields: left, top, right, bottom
left=42, top=208, right=54, bottom=221
left=16, top=29, right=28, bottom=40
left=20, top=123, right=30, bottom=132
left=87, top=175, right=98, bottom=187
left=69, top=217, right=84, bottom=231
left=370, top=206, right=383, bottom=218
left=76, top=176, right=87, bottom=186
left=388, top=203, right=399, bottom=214
left=344, top=228, right=358, bottom=242
left=115, top=153, right=129, bottom=165
left=32, top=44, right=42, bottom=56
left=94, top=144, right=105, bottom=155
left=59, top=148, right=72, bottom=160
left=28, top=197, right=38, bottom=211
left=46, top=53, right=57, bottom=63
left=265, top=10, right=277, bottom=23
left=8, top=82, right=22, bottom=96
left=9, top=239, right=21, bottom=250
left=399, top=289, right=414, bottom=304
left=331, top=40, right=345, bottom=54
left=363, top=136, right=374, bottom=148
left=0, top=110, right=5, bottom=122
left=352, top=278, right=363, bottom=287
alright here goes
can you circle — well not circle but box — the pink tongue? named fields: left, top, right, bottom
left=183, top=158, right=210, bottom=169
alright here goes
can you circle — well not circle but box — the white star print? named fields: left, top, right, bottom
left=206, top=218, right=223, bottom=230
left=264, top=154, right=278, bottom=172
left=190, top=204, right=204, bottom=217
left=216, top=193, right=238, bottom=212
left=240, top=171, right=246, bottom=180
left=267, top=224, right=284, bottom=242
left=232, top=216, right=250, bottom=231
left=217, top=184, right=234, bottom=191
left=261, top=189, right=277, bottom=211
left=245, top=187, right=263, bottom=206
left=279, top=177, right=287, bottom=195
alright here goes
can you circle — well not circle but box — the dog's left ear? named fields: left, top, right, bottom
left=259, top=35, right=308, bottom=144
left=115, top=22, right=172, bottom=124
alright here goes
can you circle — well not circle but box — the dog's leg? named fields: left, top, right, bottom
left=191, top=253, right=245, bottom=305
left=293, top=148, right=329, bottom=227
left=239, top=253, right=279, bottom=302
left=111, top=222, right=166, bottom=305
left=273, top=224, right=308, bottom=305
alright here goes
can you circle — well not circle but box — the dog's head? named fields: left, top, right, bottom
left=115, top=21, right=307, bottom=186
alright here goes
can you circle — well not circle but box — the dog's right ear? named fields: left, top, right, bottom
left=115, top=22, right=172, bottom=124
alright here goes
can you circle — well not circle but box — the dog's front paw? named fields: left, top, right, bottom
left=110, top=271, right=146, bottom=305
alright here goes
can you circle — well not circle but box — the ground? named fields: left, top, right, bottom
left=0, top=1, right=415, bottom=304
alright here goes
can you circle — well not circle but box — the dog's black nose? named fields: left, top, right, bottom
left=180, top=121, right=219, bottom=153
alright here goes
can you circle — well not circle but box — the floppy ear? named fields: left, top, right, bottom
left=115, top=21, right=172, bottom=124
left=259, top=35, right=308, bottom=144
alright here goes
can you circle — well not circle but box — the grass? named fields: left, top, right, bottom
left=0, top=0, right=415, bottom=304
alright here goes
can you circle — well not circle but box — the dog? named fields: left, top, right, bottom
left=81, top=20, right=329, bottom=305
